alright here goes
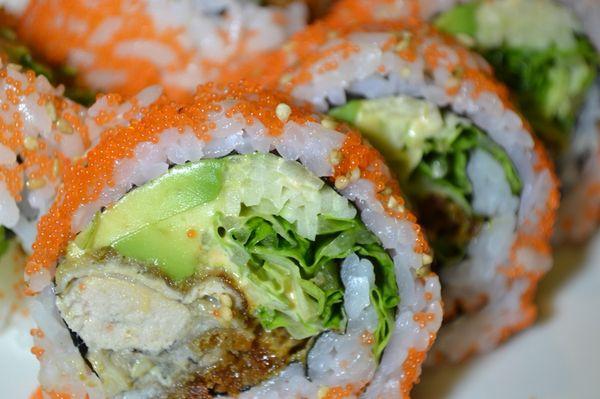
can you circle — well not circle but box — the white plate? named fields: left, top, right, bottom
left=1, top=314, right=38, bottom=398
left=2, top=232, right=599, bottom=398
left=414, top=232, right=600, bottom=399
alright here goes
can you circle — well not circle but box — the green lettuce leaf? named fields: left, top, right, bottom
left=218, top=211, right=398, bottom=358
left=482, top=38, right=598, bottom=152
left=330, top=96, right=523, bottom=265
left=408, top=123, right=521, bottom=263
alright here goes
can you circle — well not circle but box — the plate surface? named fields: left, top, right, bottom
left=2, top=232, right=599, bottom=398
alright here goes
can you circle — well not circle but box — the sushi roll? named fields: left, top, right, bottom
left=229, top=22, right=559, bottom=361
left=329, top=0, right=600, bottom=242
left=0, top=24, right=164, bottom=329
left=0, top=58, right=88, bottom=329
left=26, top=82, right=442, bottom=398
left=14, top=0, right=308, bottom=100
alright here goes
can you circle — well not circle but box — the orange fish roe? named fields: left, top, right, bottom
left=30, top=328, right=45, bottom=339
left=31, top=346, right=45, bottom=359
left=326, top=0, right=423, bottom=29
left=360, top=330, right=375, bottom=345
left=332, top=130, right=429, bottom=254
left=17, top=0, right=298, bottom=101
left=497, top=279, right=538, bottom=342
left=25, top=82, right=315, bottom=279
left=399, top=348, right=427, bottom=399
left=323, top=384, right=358, bottom=399
left=224, top=17, right=515, bottom=120
left=29, top=387, right=43, bottom=399
left=18, top=0, right=195, bottom=100
left=0, top=65, right=88, bottom=205
left=47, top=392, right=74, bottom=399
left=412, top=312, right=436, bottom=329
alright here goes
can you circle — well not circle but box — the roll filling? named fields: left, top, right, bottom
left=53, top=154, right=398, bottom=397
left=330, top=96, right=522, bottom=266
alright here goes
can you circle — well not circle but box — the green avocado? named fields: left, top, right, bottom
left=330, top=97, right=462, bottom=178
left=75, top=160, right=225, bottom=280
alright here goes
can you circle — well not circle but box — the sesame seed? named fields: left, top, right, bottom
left=456, top=33, right=475, bottom=47
left=23, top=136, right=39, bottom=151
left=26, top=178, right=46, bottom=190
left=282, top=42, right=295, bottom=53
left=45, top=101, right=57, bottom=121
left=422, top=254, right=433, bottom=265
left=334, top=175, right=349, bottom=190
left=321, top=117, right=338, bottom=130
left=387, top=195, right=405, bottom=213
left=52, top=159, right=59, bottom=178
left=394, top=31, right=412, bottom=52
left=275, top=103, right=292, bottom=122
left=446, top=76, right=461, bottom=90
left=329, top=150, right=341, bottom=165
left=280, top=73, right=292, bottom=85
left=349, top=167, right=360, bottom=182
left=56, top=118, right=74, bottom=135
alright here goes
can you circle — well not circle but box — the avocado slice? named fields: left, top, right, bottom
left=76, top=160, right=224, bottom=250
left=330, top=97, right=460, bottom=178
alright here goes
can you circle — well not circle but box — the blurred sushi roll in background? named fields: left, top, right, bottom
left=227, top=21, right=560, bottom=361
left=25, top=82, right=442, bottom=398
left=11, top=0, right=308, bottom=100
left=328, top=0, right=600, bottom=242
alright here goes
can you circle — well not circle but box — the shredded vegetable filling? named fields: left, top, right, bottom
left=54, top=153, right=398, bottom=397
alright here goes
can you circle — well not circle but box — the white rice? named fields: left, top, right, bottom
left=267, top=25, right=557, bottom=362
left=29, top=87, right=443, bottom=398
